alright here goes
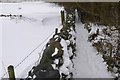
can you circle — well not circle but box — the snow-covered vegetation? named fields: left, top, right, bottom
left=85, top=23, right=120, bottom=78
left=1, top=1, right=120, bottom=80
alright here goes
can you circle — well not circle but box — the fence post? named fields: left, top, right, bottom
left=61, top=10, right=65, bottom=25
left=8, top=65, right=16, bottom=80
left=55, top=28, right=58, bottom=35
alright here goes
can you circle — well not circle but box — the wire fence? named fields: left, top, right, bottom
left=1, top=24, right=62, bottom=79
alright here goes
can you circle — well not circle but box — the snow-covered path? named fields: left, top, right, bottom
left=73, top=23, right=113, bottom=78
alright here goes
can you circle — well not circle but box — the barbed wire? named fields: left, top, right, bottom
left=1, top=61, right=8, bottom=79
left=35, top=45, right=46, bottom=66
left=1, top=24, right=62, bottom=79
left=1, top=31, right=54, bottom=79
left=2, top=61, right=7, bottom=75
left=33, top=24, right=62, bottom=66
left=14, top=25, right=62, bottom=69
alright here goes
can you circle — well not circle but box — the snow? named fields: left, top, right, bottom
left=0, top=4, right=3, bottom=79
left=68, top=47, right=73, bottom=58
left=89, top=23, right=98, bottom=35
left=59, top=64, right=69, bottom=76
left=0, top=1, right=116, bottom=79
left=53, top=59, right=59, bottom=65
left=73, top=23, right=113, bottom=78
left=0, top=2, right=61, bottom=78
left=60, top=38, right=73, bottom=78
left=52, top=48, right=58, bottom=57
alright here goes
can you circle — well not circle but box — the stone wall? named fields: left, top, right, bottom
left=24, top=9, right=76, bottom=80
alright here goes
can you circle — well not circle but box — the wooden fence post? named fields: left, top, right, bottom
left=8, top=65, right=16, bottom=80
left=61, top=10, right=65, bottom=25
left=55, top=28, right=58, bottom=35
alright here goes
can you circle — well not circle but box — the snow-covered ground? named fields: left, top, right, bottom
left=0, top=1, right=115, bottom=79
left=0, top=4, right=2, bottom=79
left=0, top=1, right=61, bottom=78
left=73, top=22, right=113, bottom=78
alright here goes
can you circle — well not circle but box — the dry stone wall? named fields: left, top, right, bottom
left=24, top=9, right=76, bottom=80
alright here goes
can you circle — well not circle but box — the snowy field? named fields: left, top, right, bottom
left=0, top=1, right=61, bottom=78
